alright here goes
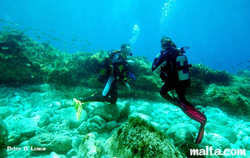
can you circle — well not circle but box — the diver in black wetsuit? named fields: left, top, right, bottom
left=75, top=43, right=134, bottom=104
left=152, top=36, right=207, bottom=144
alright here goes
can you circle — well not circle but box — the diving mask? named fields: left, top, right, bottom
left=123, top=45, right=133, bottom=56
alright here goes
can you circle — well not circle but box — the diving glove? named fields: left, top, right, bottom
left=73, top=98, right=82, bottom=120
left=125, top=82, right=131, bottom=91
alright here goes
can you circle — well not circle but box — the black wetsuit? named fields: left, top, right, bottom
left=153, top=48, right=191, bottom=105
left=79, top=52, right=129, bottom=104
left=152, top=48, right=207, bottom=144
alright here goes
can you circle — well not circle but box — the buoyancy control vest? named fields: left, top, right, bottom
left=155, top=46, right=192, bottom=82
left=97, top=50, right=122, bottom=83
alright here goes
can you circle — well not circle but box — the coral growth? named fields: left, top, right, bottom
left=188, top=64, right=232, bottom=94
left=202, top=83, right=250, bottom=115
left=0, top=117, right=8, bottom=147
left=1, top=30, right=249, bottom=116
left=105, top=116, right=185, bottom=158
left=77, top=133, right=103, bottom=158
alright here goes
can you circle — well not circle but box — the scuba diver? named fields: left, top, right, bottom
left=152, top=36, right=207, bottom=144
left=73, top=43, right=135, bottom=108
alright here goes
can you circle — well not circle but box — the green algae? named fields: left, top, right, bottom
left=106, top=116, right=186, bottom=158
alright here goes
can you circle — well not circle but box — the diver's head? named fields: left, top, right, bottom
left=161, top=36, right=177, bottom=49
left=121, top=43, right=132, bottom=56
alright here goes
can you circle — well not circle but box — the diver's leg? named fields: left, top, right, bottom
left=176, top=87, right=206, bottom=124
left=160, top=82, right=178, bottom=104
left=78, top=93, right=105, bottom=102
left=176, top=87, right=207, bottom=144
left=77, top=76, right=116, bottom=103
left=79, top=79, right=117, bottom=104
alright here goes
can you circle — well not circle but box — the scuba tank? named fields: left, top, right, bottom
left=102, top=76, right=115, bottom=96
left=176, top=46, right=192, bottom=81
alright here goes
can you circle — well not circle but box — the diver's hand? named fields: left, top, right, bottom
left=125, top=82, right=131, bottom=91
left=126, top=60, right=134, bottom=64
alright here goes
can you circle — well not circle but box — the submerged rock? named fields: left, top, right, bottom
left=5, top=131, right=21, bottom=146
left=129, top=112, right=152, bottom=122
left=0, top=149, right=6, bottom=158
left=243, top=127, right=250, bottom=136
left=38, top=113, right=50, bottom=127
left=167, top=123, right=197, bottom=143
left=137, top=102, right=154, bottom=116
left=105, top=121, right=118, bottom=133
left=89, top=103, right=120, bottom=121
left=4, top=115, right=37, bottom=145
left=28, top=133, right=72, bottom=153
left=105, top=116, right=185, bottom=158
left=66, top=149, right=77, bottom=157
left=0, top=106, right=11, bottom=119
left=0, top=117, right=8, bottom=146
left=77, top=122, right=88, bottom=135
left=205, top=133, right=231, bottom=150
left=201, top=83, right=250, bottom=115
left=206, top=123, right=237, bottom=143
left=76, top=133, right=102, bottom=158
left=88, top=101, right=130, bottom=122
left=242, top=136, right=250, bottom=150
left=60, top=107, right=88, bottom=129
left=87, top=115, right=106, bottom=133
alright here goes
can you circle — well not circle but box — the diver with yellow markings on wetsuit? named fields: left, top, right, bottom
left=73, top=44, right=136, bottom=120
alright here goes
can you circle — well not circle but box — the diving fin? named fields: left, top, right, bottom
left=179, top=102, right=207, bottom=144
left=195, top=121, right=207, bottom=144
left=73, top=98, right=83, bottom=120
left=179, top=102, right=207, bottom=124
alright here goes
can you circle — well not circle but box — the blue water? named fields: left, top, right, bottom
left=1, top=0, right=250, bottom=74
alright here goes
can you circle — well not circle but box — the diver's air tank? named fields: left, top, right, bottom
left=176, top=54, right=190, bottom=81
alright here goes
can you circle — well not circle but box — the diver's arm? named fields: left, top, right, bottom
left=152, top=55, right=159, bottom=72
left=152, top=53, right=167, bottom=72
left=122, top=72, right=130, bottom=90
left=126, top=59, right=134, bottom=64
